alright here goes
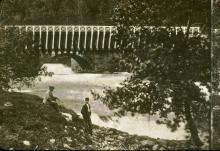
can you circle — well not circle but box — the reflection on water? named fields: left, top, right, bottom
left=18, top=64, right=190, bottom=140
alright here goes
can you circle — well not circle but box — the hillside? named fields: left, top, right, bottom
left=0, top=92, right=203, bottom=150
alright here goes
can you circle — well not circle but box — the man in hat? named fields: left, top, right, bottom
left=45, top=86, right=60, bottom=112
left=81, top=97, right=92, bottom=135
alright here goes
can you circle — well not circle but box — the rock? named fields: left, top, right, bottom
left=140, top=140, right=155, bottom=147
left=118, top=135, right=124, bottom=140
left=34, top=145, right=38, bottom=150
left=61, top=112, right=72, bottom=121
left=86, top=145, right=94, bottom=150
left=5, top=134, right=18, bottom=141
left=159, top=147, right=166, bottom=150
left=4, top=101, right=13, bottom=107
left=66, top=137, right=72, bottom=142
left=106, top=137, right=114, bottom=142
left=63, top=143, right=74, bottom=149
left=107, top=131, right=114, bottom=135
left=152, top=144, right=160, bottom=150
left=82, top=146, right=87, bottom=150
left=121, top=133, right=128, bottom=137
left=23, top=140, right=31, bottom=146
left=115, top=140, right=121, bottom=143
left=103, top=146, right=111, bottom=150
left=102, top=141, right=108, bottom=146
left=49, top=138, right=55, bottom=144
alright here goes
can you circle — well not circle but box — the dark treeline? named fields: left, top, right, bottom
left=214, top=0, right=220, bottom=28
left=213, top=0, right=220, bottom=93
left=0, top=0, right=115, bottom=25
left=0, top=0, right=211, bottom=26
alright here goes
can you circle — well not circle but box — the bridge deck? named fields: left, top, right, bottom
left=4, top=25, right=201, bottom=55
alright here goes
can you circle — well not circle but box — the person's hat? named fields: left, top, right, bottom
left=49, top=86, right=55, bottom=89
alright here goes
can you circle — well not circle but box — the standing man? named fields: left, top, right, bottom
left=81, top=97, right=92, bottom=135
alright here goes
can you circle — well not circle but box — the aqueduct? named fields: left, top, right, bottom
left=4, top=25, right=201, bottom=53
left=4, top=25, right=202, bottom=71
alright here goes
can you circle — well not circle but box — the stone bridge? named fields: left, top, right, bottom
left=4, top=25, right=201, bottom=72
left=5, top=25, right=201, bottom=54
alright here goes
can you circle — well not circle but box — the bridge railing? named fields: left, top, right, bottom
left=4, top=25, right=201, bottom=55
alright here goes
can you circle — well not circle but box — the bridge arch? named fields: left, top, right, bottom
left=39, top=53, right=94, bottom=72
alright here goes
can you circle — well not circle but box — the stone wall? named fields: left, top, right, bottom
left=89, top=52, right=120, bottom=73
left=39, top=52, right=121, bottom=73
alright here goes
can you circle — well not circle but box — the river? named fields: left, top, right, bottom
left=16, top=63, right=204, bottom=140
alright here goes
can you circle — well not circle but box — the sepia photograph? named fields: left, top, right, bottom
left=0, top=0, right=213, bottom=150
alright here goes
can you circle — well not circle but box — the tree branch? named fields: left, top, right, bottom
left=185, top=0, right=193, bottom=39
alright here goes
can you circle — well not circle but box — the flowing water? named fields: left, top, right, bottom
left=17, top=63, right=198, bottom=140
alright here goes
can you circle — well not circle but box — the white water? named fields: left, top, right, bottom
left=18, top=63, right=193, bottom=140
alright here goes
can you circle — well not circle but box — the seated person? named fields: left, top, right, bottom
left=43, top=86, right=60, bottom=112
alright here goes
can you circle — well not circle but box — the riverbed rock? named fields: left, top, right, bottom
left=140, top=140, right=155, bottom=147
left=61, top=112, right=72, bottom=121
left=49, top=138, right=55, bottom=144
left=65, top=137, right=72, bottom=142
left=118, top=135, right=124, bottom=140
left=159, top=147, right=166, bottom=150
left=23, top=140, right=31, bottom=146
left=106, top=137, right=115, bottom=142
left=4, top=101, right=13, bottom=107
left=73, top=126, right=77, bottom=131
left=63, top=143, right=74, bottom=149
left=152, top=144, right=160, bottom=150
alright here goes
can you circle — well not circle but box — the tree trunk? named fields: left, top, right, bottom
left=184, top=101, right=203, bottom=146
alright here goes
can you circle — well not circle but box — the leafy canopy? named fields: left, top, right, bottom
left=0, top=27, right=47, bottom=91
left=93, top=0, right=210, bottom=145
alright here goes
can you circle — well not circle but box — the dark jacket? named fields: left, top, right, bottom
left=81, top=104, right=91, bottom=118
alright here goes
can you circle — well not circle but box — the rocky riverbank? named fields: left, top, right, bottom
left=0, top=92, right=205, bottom=150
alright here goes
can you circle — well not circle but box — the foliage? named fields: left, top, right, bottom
left=0, top=0, right=115, bottom=25
left=93, top=0, right=211, bottom=146
left=212, top=0, right=220, bottom=93
left=0, top=27, right=47, bottom=91
left=214, top=0, right=220, bottom=28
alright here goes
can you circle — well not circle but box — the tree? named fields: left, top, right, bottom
left=93, top=0, right=210, bottom=146
left=0, top=27, right=47, bottom=91
left=0, top=0, right=115, bottom=25
left=213, top=0, right=220, bottom=93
